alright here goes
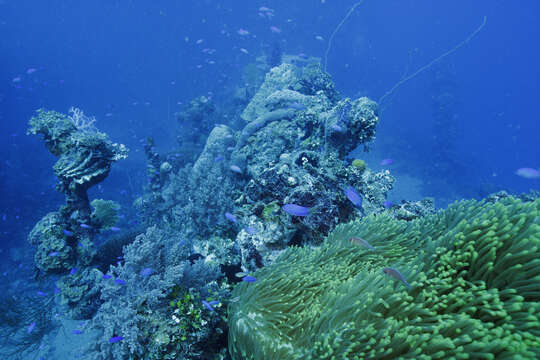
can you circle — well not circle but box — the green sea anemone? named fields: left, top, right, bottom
left=228, top=197, right=540, bottom=359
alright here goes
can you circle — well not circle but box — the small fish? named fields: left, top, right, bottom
left=27, top=322, right=36, bottom=334
left=109, top=336, right=124, bottom=343
left=202, top=300, right=219, bottom=311
left=349, top=237, right=375, bottom=251
left=26, top=68, right=37, bottom=74
left=109, top=226, right=121, bottom=232
left=114, top=279, right=126, bottom=285
left=80, top=223, right=91, bottom=229
left=225, top=212, right=237, bottom=224
left=244, top=226, right=257, bottom=235
left=282, top=204, right=311, bottom=217
left=344, top=186, right=362, bottom=207
left=70, top=267, right=78, bottom=275
left=382, top=267, right=411, bottom=289
left=235, top=272, right=247, bottom=278
left=315, top=35, right=324, bottom=41
left=140, top=268, right=153, bottom=277
left=72, top=329, right=83, bottom=335
left=242, top=275, right=257, bottom=282
left=237, top=28, right=250, bottom=36
left=239, top=48, right=249, bottom=54
left=383, top=200, right=393, bottom=209
left=515, top=167, right=540, bottom=179
left=63, top=229, right=73, bottom=236
left=102, top=274, right=113, bottom=279
left=269, top=26, right=281, bottom=34
left=230, top=165, right=243, bottom=174
left=215, top=155, right=223, bottom=162
left=36, top=291, right=47, bottom=297
left=12, top=77, right=21, bottom=83
left=48, top=251, right=59, bottom=257
left=380, top=158, right=394, bottom=166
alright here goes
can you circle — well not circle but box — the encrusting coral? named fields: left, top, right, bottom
left=228, top=196, right=540, bottom=359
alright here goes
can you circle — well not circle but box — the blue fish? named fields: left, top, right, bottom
left=282, top=204, right=311, bottom=217
left=70, top=267, right=78, bottom=275
left=225, top=212, right=237, bottom=223
left=27, top=322, right=36, bottom=334
left=383, top=200, right=393, bottom=209
left=36, top=291, right=47, bottom=297
left=103, top=274, right=112, bottom=279
left=109, top=336, right=123, bottom=343
left=72, top=329, right=83, bottom=335
left=202, top=300, right=219, bottom=311
left=140, top=268, right=153, bottom=277
left=344, top=186, right=362, bottom=208
left=80, top=223, right=91, bottom=229
left=109, top=226, right=121, bottom=232
left=48, top=251, right=59, bottom=257
left=63, top=229, right=73, bottom=236
left=114, top=278, right=126, bottom=285
left=242, top=275, right=257, bottom=282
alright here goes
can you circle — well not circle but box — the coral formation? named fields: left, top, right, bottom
left=27, top=108, right=127, bottom=274
left=228, top=197, right=540, bottom=359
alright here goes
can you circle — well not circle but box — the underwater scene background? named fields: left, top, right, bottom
left=0, top=1, right=539, bottom=359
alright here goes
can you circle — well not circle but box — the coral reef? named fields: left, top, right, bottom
left=83, top=226, right=229, bottom=360
left=228, top=197, right=540, bottom=359
left=27, top=108, right=127, bottom=274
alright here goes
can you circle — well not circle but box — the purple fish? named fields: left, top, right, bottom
left=80, top=223, right=91, bottom=229
left=27, top=322, right=36, bottom=334
left=242, top=275, right=257, bottom=282
left=102, top=274, right=113, bottom=279
left=140, top=268, right=153, bottom=277
left=114, top=278, right=126, bottom=285
left=515, top=167, right=540, bottom=179
left=63, top=229, right=73, bottom=236
left=109, top=336, right=124, bottom=343
left=48, top=251, right=59, bottom=257
left=344, top=186, right=362, bottom=207
left=382, top=267, right=411, bottom=289
left=202, top=300, right=215, bottom=311
left=380, top=158, right=394, bottom=166
left=282, top=204, right=311, bottom=217
left=349, top=237, right=375, bottom=251
left=70, top=267, right=78, bottom=275
left=72, top=329, right=83, bottom=335
left=225, top=212, right=237, bottom=223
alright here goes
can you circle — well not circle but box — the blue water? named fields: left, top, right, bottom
left=1, top=1, right=538, bottom=359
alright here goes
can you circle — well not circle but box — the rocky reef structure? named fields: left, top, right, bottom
left=228, top=196, right=540, bottom=359
left=138, top=62, right=392, bottom=273
left=27, top=107, right=128, bottom=274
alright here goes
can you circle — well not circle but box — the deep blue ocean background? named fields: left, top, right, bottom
left=0, top=1, right=538, bottom=357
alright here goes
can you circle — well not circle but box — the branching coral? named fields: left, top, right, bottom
left=228, top=196, right=540, bottom=359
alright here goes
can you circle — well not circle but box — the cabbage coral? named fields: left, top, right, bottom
left=228, top=197, right=540, bottom=359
